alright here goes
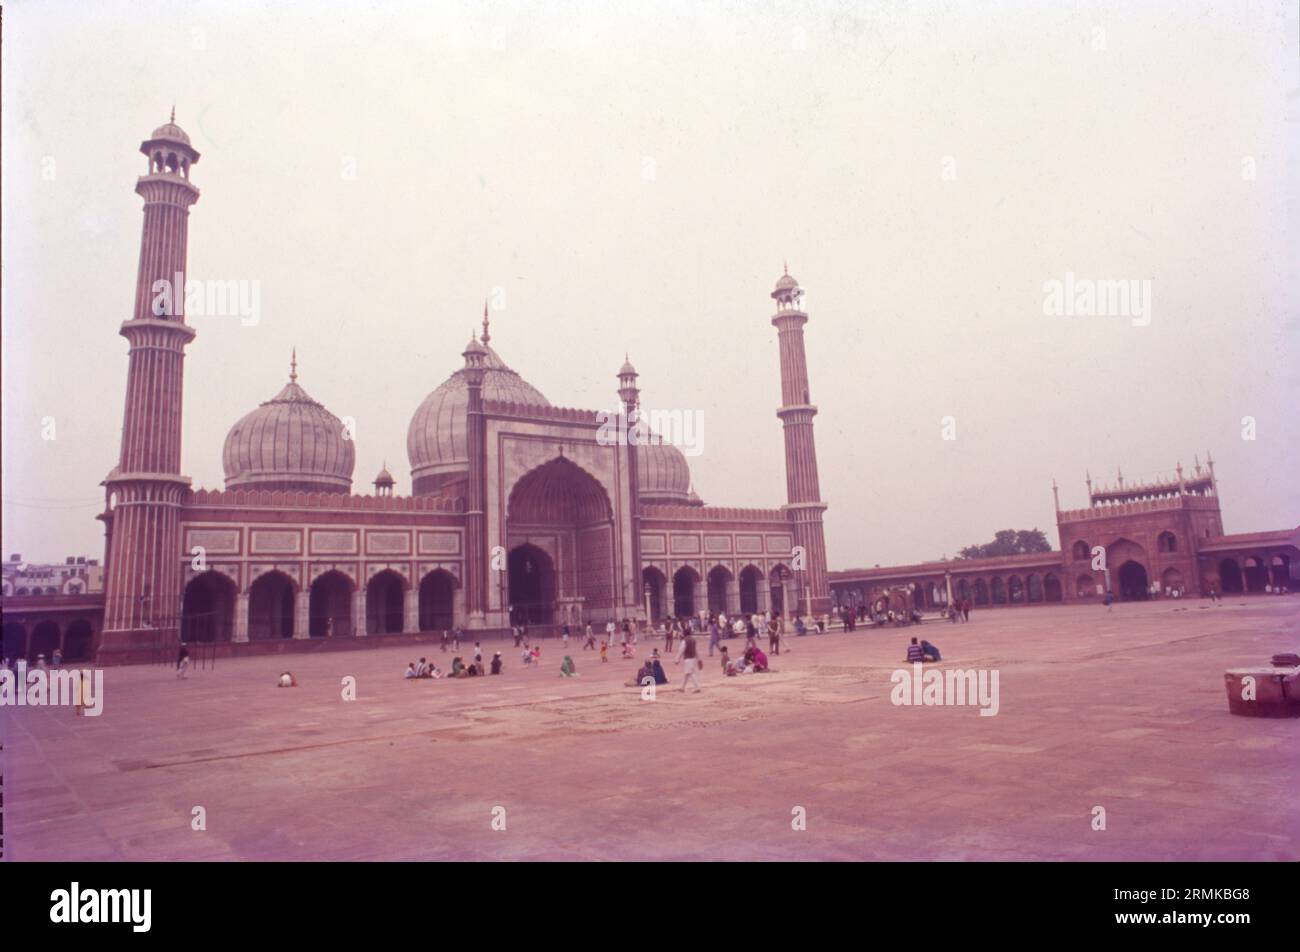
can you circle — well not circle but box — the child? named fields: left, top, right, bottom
left=531, top=644, right=542, bottom=667
left=600, top=640, right=609, bottom=663
left=404, top=662, right=418, bottom=679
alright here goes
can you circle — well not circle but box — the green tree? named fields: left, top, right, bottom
left=957, top=528, right=1051, bottom=560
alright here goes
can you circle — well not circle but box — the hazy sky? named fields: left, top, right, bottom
left=3, top=0, right=1297, bottom=570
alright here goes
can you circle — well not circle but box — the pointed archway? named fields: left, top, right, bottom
left=507, top=457, right=616, bottom=624
left=508, top=544, right=555, bottom=625
left=419, top=570, right=456, bottom=631
left=181, top=571, right=236, bottom=642
left=1118, top=560, right=1149, bottom=600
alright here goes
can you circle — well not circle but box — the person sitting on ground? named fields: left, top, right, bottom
left=906, top=637, right=925, bottom=663
left=277, top=671, right=298, bottom=687
left=466, top=660, right=480, bottom=676
left=560, top=655, right=579, bottom=678
left=751, top=646, right=770, bottom=672
left=626, top=658, right=656, bottom=687
left=450, top=656, right=467, bottom=678
left=417, top=657, right=432, bottom=677
left=490, top=652, right=503, bottom=675
left=651, top=655, right=669, bottom=685
left=621, top=640, right=635, bottom=659
left=405, top=662, right=418, bottom=679
left=920, top=639, right=941, bottom=662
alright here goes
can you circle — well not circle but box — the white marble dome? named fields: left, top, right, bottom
left=637, top=440, right=694, bottom=505
left=407, top=343, right=551, bottom=494
left=222, top=366, right=355, bottom=494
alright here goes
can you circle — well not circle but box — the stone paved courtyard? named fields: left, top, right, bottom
left=3, top=598, right=1297, bottom=861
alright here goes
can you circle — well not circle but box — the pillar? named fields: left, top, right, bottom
left=404, top=585, right=418, bottom=633
left=233, top=593, right=250, bottom=643
left=293, top=589, right=309, bottom=639
left=353, top=588, right=367, bottom=637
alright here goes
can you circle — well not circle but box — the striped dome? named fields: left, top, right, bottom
left=637, top=439, right=695, bottom=505
left=222, top=371, right=355, bottom=494
left=150, top=121, right=192, bottom=146
left=407, top=343, right=550, bottom=494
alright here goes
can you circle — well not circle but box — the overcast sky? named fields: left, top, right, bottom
left=3, top=0, right=1297, bottom=570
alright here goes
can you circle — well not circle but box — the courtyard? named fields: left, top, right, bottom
left=3, top=598, right=1296, bottom=861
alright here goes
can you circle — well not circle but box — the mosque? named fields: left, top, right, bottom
left=0, top=116, right=1295, bottom=664
left=51, top=116, right=828, bottom=662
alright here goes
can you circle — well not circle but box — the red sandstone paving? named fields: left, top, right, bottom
left=2, top=599, right=1296, bottom=861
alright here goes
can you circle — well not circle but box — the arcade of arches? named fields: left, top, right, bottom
left=2, top=617, right=97, bottom=662
left=167, top=565, right=465, bottom=643
left=640, top=563, right=792, bottom=621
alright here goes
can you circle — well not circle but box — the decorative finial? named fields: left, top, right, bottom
left=783, top=259, right=789, bottom=275
left=289, top=347, right=297, bottom=382
left=481, top=300, right=490, bottom=345
left=170, top=105, right=176, bottom=124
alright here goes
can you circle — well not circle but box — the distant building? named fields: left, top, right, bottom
left=2, top=554, right=103, bottom=597
left=830, top=461, right=1298, bottom=613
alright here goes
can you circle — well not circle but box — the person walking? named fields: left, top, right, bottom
left=676, top=630, right=702, bottom=693
left=708, top=618, right=721, bottom=657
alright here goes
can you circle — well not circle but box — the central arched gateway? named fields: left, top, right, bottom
left=506, top=457, right=616, bottom=626
left=508, top=544, right=556, bottom=624
left=1118, top=560, right=1149, bottom=600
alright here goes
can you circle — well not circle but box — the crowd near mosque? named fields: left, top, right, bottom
left=375, top=597, right=966, bottom=690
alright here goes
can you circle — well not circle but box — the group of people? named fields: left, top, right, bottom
left=947, top=599, right=973, bottom=623
left=2, top=652, right=55, bottom=671
left=718, top=643, right=770, bottom=676
left=407, top=642, right=507, bottom=679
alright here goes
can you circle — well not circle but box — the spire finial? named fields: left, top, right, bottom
left=289, top=347, right=298, bottom=382
left=783, top=259, right=789, bottom=275
left=481, top=300, right=490, bottom=345
left=170, top=104, right=176, bottom=124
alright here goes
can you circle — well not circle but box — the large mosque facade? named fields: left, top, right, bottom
left=87, top=118, right=832, bottom=662
left=2, top=117, right=1295, bottom=665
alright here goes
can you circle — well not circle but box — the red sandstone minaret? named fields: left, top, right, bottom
left=462, top=327, right=490, bottom=629
left=771, top=266, right=831, bottom=617
left=98, top=114, right=201, bottom=658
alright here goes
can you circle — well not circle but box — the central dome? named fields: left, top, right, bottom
left=407, top=342, right=551, bottom=495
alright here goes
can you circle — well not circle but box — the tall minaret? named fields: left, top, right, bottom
left=618, top=355, right=643, bottom=620
left=771, top=266, right=831, bottom=617
left=99, top=114, right=201, bottom=659
left=462, top=332, right=490, bottom=629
